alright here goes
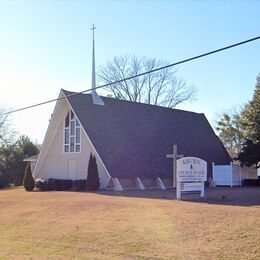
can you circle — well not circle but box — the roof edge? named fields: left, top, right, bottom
left=61, top=88, right=204, bottom=116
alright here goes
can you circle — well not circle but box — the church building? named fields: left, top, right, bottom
left=30, top=26, right=231, bottom=191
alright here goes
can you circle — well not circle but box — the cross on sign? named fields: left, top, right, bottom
left=166, top=144, right=183, bottom=188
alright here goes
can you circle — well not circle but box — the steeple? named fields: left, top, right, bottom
left=90, top=24, right=104, bottom=105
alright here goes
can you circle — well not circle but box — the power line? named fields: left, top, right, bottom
left=1, top=35, right=260, bottom=117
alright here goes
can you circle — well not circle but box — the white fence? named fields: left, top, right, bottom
left=212, top=163, right=258, bottom=187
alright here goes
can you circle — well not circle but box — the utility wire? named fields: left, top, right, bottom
left=1, top=35, right=260, bottom=117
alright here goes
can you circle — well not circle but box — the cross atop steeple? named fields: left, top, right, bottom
left=90, top=23, right=104, bottom=105
left=90, top=24, right=97, bottom=37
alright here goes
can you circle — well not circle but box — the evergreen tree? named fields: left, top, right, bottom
left=238, top=140, right=260, bottom=167
left=240, top=74, right=260, bottom=143
left=87, top=153, right=100, bottom=190
left=87, top=152, right=93, bottom=184
left=238, top=74, right=260, bottom=167
left=23, top=163, right=35, bottom=191
left=216, top=74, right=260, bottom=167
left=0, top=135, right=39, bottom=188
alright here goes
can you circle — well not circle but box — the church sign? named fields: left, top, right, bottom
left=177, top=157, right=207, bottom=182
left=176, top=157, right=207, bottom=199
left=180, top=182, right=202, bottom=193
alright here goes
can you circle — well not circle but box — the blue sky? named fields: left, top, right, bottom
left=0, top=0, right=259, bottom=143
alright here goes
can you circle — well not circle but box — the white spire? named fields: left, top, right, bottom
left=90, top=24, right=104, bottom=105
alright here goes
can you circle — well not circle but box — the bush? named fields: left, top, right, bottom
left=45, top=179, right=72, bottom=191
left=23, top=163, right=35, bottom=191
left=47, top=178, right=56, bottom=190
left=35, top=178, right=49, bottom=191
left=243, top=179, right=260, bottom=186
left=35, top=178, right=87, bottom=191
left=0, top=172, right=9, bottom=189
left=73, top=180, right=87, bottom=191
left=87, top=153, right=100, bottom=191
left=53, top=179, right=72, bottom=191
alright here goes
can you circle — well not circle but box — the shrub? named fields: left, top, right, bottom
left=73, top=180, right=87, bottom=191
left=35, top=178, right=49, bottom=191
left=47, top=178, right=56, bottom=190
left=53, top=179, right=72, bottom=191
left=47, top=179, right=72, bottom=191
left=23, top=163, right=35, bottom=191
left=243, top=179, right=260, bottom=186
left=0, top=172, right=9, bottom=189
left=87, top=153, right=100, bottom=191
left=35, top=178, right=89, bottom=191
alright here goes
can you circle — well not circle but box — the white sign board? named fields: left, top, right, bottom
left=177, top=157, right=207, bottom=182
left=180, top=182, right=202, bottom=192
left=176, top=157, right=207, bottom=199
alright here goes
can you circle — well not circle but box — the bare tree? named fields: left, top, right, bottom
left=0, top=107, right=15, bottom=145
left=97, top=55, right=197, bottom=108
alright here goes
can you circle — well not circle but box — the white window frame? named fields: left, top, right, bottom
left=64, top=110, right=81, bottom=153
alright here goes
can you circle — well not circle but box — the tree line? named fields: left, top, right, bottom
left=216, top=74, right=260, bottom=167
left=0, top=111, right=39, bottom=188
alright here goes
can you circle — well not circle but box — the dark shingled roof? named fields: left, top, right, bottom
left=63, top=89, right=231, bottom=179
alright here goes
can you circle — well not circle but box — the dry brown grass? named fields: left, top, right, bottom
left=0, top=187, right=259, bottom=259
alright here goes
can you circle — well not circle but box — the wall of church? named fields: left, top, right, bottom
left=36, top=107, right=111, bottom=189
left=118, top=178, right=136, bottom=188
left=161, top=178, right=172, bottom=187
left=141, top=178, right=157, bottom=188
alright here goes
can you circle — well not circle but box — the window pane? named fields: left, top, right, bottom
left=70, top=136, right=75, bottom=145
left=64, top=145, right=69, bottom=153
left=70, top=120, right=75, bottom=135
left=64, top=129, right=69, bottom=144
left=76, top=119, right=80, bottom=126
left=71, top=111, right=75, bottom=119
left=70, top=144, right=75, bottom=152
left=76, top=145, right=80, bottom=152
left=65, top=112, right=69, bottom=127
left=76, top=128, right=80, bottom=143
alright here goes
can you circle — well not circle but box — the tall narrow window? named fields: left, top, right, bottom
left=64, top=110, right=81, bottom=153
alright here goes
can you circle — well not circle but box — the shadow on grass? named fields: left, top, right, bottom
left=95, top=189, right=176, bottom=200
left=187, top=187, right=260, bottom=207
left=94, top=187, right=260, bottom=207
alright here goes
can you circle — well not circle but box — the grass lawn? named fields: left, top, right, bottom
left=0, top=187, right=259, bottom=259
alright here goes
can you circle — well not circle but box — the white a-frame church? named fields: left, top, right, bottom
left=29, top=26, right=231, bottom=191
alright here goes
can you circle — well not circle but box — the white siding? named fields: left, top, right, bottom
left=36, top=106, right=110, bottom=189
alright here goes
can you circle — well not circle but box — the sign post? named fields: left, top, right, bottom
left=176, top=157, right=207, bottom=199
